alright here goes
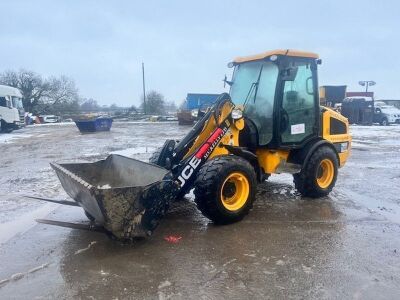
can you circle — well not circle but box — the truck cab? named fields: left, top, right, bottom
left=0, top=85, right=25, bottom=132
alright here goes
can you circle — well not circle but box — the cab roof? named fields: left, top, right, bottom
left=233, top=49, right=319, bottom=64
left=0, top=84, right=22, bottom=98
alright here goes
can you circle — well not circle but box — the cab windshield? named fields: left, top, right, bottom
left=229, top=60, right=279, bottom=145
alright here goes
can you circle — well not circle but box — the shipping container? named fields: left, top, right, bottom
left=185, top=93, right=220, bottom=110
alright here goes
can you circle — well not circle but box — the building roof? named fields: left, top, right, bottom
left=233, top=49, right=319, bottom=64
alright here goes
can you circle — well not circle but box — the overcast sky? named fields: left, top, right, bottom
left=1, top=0, right=399, bottom=106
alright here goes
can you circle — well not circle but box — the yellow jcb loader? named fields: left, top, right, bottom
left=35, top=49, right=351, bottom=240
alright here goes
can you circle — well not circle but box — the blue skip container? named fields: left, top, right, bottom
left=74, top=116, right=113, bottom=133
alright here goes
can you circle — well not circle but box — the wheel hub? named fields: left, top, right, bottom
left=222, top=182, right=236, bottom=198
left=316, top=159, right=334, bottom=189
left=220, top=172, right=250, bottom=211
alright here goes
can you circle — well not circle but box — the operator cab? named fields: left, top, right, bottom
left=228, top=49, right=320, bottom=149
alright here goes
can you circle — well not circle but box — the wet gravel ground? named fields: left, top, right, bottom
left=0, top=122, right=400, bottom=299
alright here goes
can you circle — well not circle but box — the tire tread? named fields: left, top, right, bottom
left=193, top=155, right=256, bottom=224
left=293, top=146, right=338, bottom=198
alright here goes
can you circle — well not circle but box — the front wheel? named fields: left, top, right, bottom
left=293, top=146, right=338, bottom=198
left=1, top=120, right=13, bottom=133
left=149, top=147, right=163, bottom=165
left=193, top=156, right=257, bottom=224
left=148, top=139, right=177, bottom=168
left=381, top=118, right=388, bottom=126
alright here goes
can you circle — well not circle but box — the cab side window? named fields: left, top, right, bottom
left=281, top=63, right=316, bottom=144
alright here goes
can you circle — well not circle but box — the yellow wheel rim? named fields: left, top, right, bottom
left=220, top=172, right=250, bottom=211
left=316, top=159, right=334, bottom=189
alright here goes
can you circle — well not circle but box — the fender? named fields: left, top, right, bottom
left=302, top=140, right=339, bottom=170
left=223, top=144, right=263, bottom=182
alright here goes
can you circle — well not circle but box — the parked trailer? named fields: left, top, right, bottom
left=341, top=97, right=374, bottom=125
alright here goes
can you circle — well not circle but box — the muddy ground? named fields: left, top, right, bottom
left=0, top=123, right=399, bottom=299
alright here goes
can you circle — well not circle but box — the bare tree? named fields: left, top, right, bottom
left=0, top=69, right=51, bottom=112
left=36, top=76, right=79, bottom=113
left=0, top=69, right=81, bottom=115
left=80, top=98, right=100, bottom=112
left=164, top=101, right=178, bottom=112
left=141, top=90, right=166, bottom=114
left=129, top=105, right=138, bottom=113
left=46, top=76, right=79, bottom=105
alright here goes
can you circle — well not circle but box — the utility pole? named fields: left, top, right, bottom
left=142, top=62, right=146, bottom=114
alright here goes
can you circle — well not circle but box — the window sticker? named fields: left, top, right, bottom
left=291, top=123, right=305, bottom=135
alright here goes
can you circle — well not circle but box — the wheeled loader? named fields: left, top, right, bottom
left=36, top=49, right=351, bottom=240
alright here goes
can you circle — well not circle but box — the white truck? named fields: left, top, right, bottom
left=374, top=101, right=400, bottom=125
left=0, top=85, right=25, bottom=132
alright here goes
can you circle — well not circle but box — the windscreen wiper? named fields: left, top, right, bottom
left=243, top=82, right=256, bottom=108
left=243, top=65, right=264, bottom=108
left=252, top=65, right=264, bottom=103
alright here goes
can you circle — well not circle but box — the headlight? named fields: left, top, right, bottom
left=231, top=109, right=243, bottom=120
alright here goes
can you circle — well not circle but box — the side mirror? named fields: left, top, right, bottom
left=222, top=74, right=233, bottom=88
left=306, top=77, right=314, bottom=95
left=281, top=67, right=298, bottom=81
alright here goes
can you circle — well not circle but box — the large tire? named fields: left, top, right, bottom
left=148, top=139, right=178, bottom=167
left=293, top=146, right=338, bottom=198
left=1, top=120, right=13, bottom=133
left=194, top=155, right=257, bottom=224
left=380, top=118, right=388, bottom=126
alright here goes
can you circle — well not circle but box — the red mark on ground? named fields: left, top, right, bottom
left=164, top=235, right=182, bottom=244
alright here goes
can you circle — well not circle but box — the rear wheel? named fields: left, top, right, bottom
left=293, top=146, right=338, bottom=198
left=194, top=156, right=256, bottom=224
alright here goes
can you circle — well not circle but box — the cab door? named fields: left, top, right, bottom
left=278, top=59, right=319, bottom=146
left=0, top=96, right=14, bottom=123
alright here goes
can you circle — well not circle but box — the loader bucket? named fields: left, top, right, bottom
left=50, top=154, right=178, bottom=239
